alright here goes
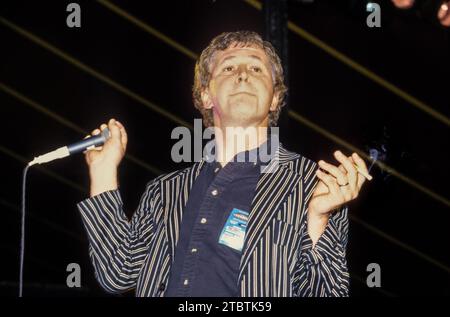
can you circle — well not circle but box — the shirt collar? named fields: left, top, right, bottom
left=203, top=134, right=278, bottom=167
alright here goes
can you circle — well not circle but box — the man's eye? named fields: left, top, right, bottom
left=252, top=66, right=262, bottom=73
left=223, top=66, right=234, bottom=72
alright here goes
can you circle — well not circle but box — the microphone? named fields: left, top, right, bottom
left=28, top=128, right=110, bottom=166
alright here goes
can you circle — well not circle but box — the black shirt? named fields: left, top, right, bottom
left=165, top=145, right=268, bottom=297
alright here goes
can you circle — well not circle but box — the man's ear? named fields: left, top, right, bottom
left=269, top=91, right=280, bottom=112
left=201, top=89, right=214, bottom=110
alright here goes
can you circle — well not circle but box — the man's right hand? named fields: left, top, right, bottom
left=84, top=118, right=128, bottom=197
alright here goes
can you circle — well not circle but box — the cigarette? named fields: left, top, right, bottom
left=354, top=164, right=373, bottom=181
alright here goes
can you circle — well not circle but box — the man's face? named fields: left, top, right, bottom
left=202, top=44, right=278, bottom=128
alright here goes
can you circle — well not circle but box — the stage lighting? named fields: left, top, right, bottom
left=420, top=0, right=450, bottom=27
left=391, top=0, right=416, bottom=9
left=437, top=1, right=450, bottom=26
left=390, top=0, right=450, bottom=28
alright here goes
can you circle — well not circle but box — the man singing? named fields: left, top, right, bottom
left=77, top=31, right=369, bottom=297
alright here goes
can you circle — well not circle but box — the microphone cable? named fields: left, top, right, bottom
left=19, top=163, right=31, bottom=297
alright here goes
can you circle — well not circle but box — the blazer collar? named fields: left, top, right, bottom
left=238, top=145, right=302, bottom=281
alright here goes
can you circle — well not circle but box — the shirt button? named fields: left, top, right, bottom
left=183, top=279, right=189, bottom=286
left=211, top=189, right=218, bottom=196
left=191, top=248, right=198, bottom=253
left=200, top=218, right=207, bottom=224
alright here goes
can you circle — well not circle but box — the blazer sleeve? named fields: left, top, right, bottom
left=76, top=179, right=159, bottom=294
left=294, top=161, right=350, bottom=297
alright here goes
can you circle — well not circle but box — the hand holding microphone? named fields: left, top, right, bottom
left=84, top=118, right=128, bottom=171
left=85, top=118, right=128, bottom=197
left=28, top=118, right=128, bottom=197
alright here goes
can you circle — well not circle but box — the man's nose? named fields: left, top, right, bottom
left=236, top=66, right=249, bottom=83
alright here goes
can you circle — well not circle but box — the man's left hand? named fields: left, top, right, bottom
left=306, top=151, right=370, bottom=246
left=308, top=150, right=370, bottom=218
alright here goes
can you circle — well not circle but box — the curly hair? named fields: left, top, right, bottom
left=192, top=31, right=287, bottom=127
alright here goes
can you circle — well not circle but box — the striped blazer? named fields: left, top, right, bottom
left=77, top=144, right=349, bottom=297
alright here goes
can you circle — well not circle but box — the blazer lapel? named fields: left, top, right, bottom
left=238, top=146, right=302, bottom=281
left=162, top=161, right=205, bottom=261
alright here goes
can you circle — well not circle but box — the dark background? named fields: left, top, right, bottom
left=0, top=0, right=449, bottom=297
